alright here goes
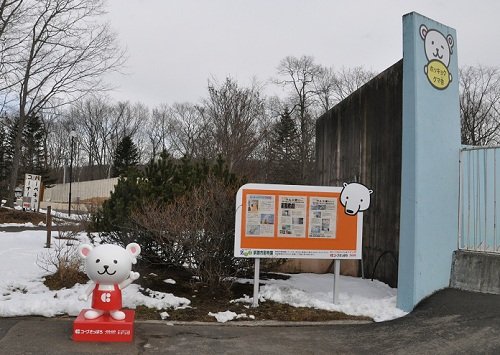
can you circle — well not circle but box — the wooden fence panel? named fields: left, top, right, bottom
left=316, top=60, right=403, bottom=287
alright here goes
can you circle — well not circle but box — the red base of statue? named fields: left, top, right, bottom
left=72, top=309, right=135, bottom=342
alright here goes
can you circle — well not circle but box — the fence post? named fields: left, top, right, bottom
left=45, top=206, right=52, bottom=248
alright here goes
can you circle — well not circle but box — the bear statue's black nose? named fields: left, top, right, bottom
left=347, top=209, right=354, bottom=214
left=103, top=265, right=109, bottom=270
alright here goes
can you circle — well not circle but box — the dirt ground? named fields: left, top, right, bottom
left=0, top=207, right=47, bottom=224
left=2, top=207, right=371, bottom=323
left=132, top=266, right=370, bottom=322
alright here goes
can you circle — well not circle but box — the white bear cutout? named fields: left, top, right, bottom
left=78, top=243, right=141, bottom=320
left=340, top=182, right=373, bottom=216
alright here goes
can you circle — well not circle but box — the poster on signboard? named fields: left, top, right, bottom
left=308, top=197, right=337, bottom=239
left=245, top=194, right=275, bottom=237
left=278, top=195, right=306, bottom=238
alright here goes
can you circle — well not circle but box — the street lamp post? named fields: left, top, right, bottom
left=68, top=129, right=77, bottom=216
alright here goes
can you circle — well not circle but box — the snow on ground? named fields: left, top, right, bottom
left=0, top=222, right=46, bottom=228
left=39, top=208, right=90, bottom=222
left=0, top=230, right=189, bottom=318
left=0, top=229, right=407, bottom=322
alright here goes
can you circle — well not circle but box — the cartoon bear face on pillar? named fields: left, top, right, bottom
left=420, top=24, right=454, bottom=89
left=78, top=243, right=141, bottom=320
left=340, top=182, right=373, bottom=216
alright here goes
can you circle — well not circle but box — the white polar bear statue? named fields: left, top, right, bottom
left=339, top=182, right=373, bottom=216
left=78, top=243, right=141, bottom=320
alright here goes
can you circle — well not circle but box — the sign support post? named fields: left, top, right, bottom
left=253, top=258, right=260, bottom=307
left=333, top=259, right=340, bottom=303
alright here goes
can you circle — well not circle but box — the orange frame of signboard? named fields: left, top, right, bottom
left=234, top=184, right=363, bottom=259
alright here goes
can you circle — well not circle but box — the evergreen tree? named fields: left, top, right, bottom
left=92, top=153, right=242, bottom=264
left=22, top=115, right=46, bottom=176
left=0, top=115, right=52, bottom=190
left=112, top=135, right=140, bottom=177
left=267, top=108, right=302, bottom=184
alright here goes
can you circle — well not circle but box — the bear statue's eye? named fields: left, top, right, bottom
left=113, top=260, right=117, bottom=264
left=360, top=199, right=364, bottom=202
left=346, top=196, right=349, bottom=199
left=95, top=259, right=100, bottom=263
left=432, top=40, right=434, bottom=45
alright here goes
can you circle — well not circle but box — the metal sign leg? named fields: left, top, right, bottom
left=253, top=258, right=260, bottom=307
left=333, top=259, right=340, bottom=304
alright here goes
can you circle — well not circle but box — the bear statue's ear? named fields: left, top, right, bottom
left=126, top=243, right=141, bottom=264
left=368, top=189, right=373, bottom=195
left=78, top=244, right=93, bottom=259
left=343, top=182, right=348, bottom=188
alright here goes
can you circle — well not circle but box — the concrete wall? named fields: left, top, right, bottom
left=398, top=13, right=460, bottom=311
left=450, top=250, right=500, bottom=294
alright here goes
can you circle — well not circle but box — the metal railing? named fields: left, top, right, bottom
left=459, top=145, right=500, bottom=253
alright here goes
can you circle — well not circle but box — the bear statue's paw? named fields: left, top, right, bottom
left=84, top=309, right=104, bottom=320
left=110, top=310, right=126, bottom=320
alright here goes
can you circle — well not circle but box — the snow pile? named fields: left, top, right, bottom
left=243, top=273, right=407, bottom=322
left=208, top=311, right=256, bottom=322
left=0, top=222, right=42, bottom=228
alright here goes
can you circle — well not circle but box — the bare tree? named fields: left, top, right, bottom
left=331, top=66, right=376, bottom=103
left=460, top=65, right=500, bottom=146
left=5, top=0, right=125, bottom=205
left=274, top=56, right=320, bottom=183
left=0, top=0, right=27, bottom=97
left=166, top=102, right=209, bottom=159
left=69, top=96, right=146, bottom=179
left=72, top=96, right=112, bottom=169
left=202, top=77, right=267, bottom=174
left=106, top=101, right=147, bottom=171
left=45, top=111, right=72, bottom=173
left=147, top=104, right=172, bottom=161
left=314, top=65, right=376, bottom=113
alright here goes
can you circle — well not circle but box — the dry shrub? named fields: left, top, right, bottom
left=132, top=175, right=249, bottom=288
left=37, top=230, right=88, bottom=290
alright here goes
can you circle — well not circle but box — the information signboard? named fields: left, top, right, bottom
left=234, top=184, right=364, bottom=259
left=23, top=174, right=42, bottom=211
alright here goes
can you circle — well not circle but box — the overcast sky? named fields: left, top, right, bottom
left=104, top=0, right=500, bottom=108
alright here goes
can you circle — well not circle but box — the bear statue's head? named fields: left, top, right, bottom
left=78, top=243, right=141, bottom=285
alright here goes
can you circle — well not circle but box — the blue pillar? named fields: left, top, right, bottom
left=398, top=12, right=460, bottom=311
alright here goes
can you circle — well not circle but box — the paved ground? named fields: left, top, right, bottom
left=0, top=288, right=498, bottom=354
